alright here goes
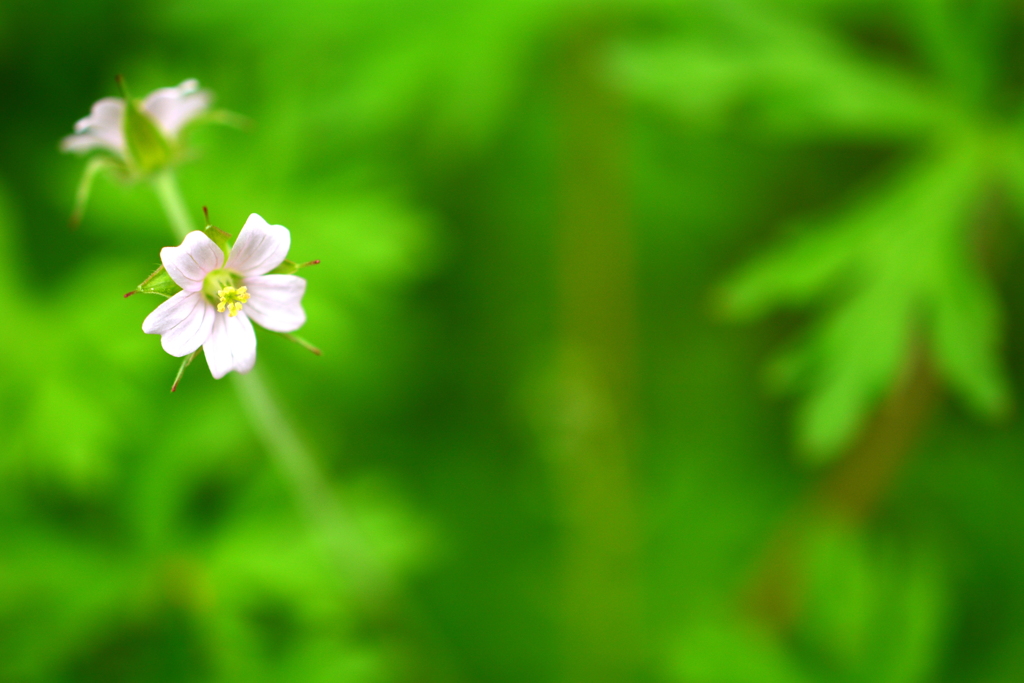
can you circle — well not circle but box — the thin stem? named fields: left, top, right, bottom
left=145, top=168, right=465, bottom=683
left=148, top=169, right=387, bottom=595
left=151, top=169, right=197, bottom=239
left=743, top=349, right=938, bottom=630
left=231, top=371, right=388, bottom=595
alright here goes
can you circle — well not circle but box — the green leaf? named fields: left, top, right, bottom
left=722, top=142, right=1003, bottom=460
left=616, top=6, right=943, bottom=141
left=999, top=131, right=1024, bottom=219
left=796, top=523, right=948, bottom=683
left=929, top=251, right=1010, bottom=419
left=671, top=617, right=809, bottom=683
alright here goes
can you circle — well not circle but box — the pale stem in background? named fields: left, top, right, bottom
left=151, top=170, right=194, bottom=243
left=149, top=168, right=389, bottom=598
left=552, top=25, right=644, bottom=683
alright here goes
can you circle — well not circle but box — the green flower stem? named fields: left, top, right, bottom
left=231, top=370, right=387, bottom=595
left=149, top=168, right=388, bottom=595
left=743, top=349, right=938, bottom=631
left=151, top=170, right=195, bottom=241
left=147, top=169, right=464, bottom=682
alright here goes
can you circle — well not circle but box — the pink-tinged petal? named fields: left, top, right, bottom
left=62, top=97, right=125, bottom=156
left=242, top=274, right=307, bottom=332
left=225, top=214, right=291, bottom=277
left=203, top=311, right=257, bottom=379
left=143, top=79, right=212, bottom=137
left=60, top=133, right=119, bottom=155
left=142, top=290, right=216, bottom=357
left=77, top=97, right=124, bottom=131
left=160, top=231, right=225, bottom=292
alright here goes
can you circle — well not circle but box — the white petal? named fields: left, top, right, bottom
left=203, top=311, right=257, bottom=379
left=61, top=133, right=118, bottom=155
left=142, top=290, right=216, bottom=357
left=143, top=79, right=212, bottom=137
left=62, top=97, right=125, bottom=156
left=160, top=231, right=225, bottom=292
left=242, top=274, right=307, bottom=332
left=225, top=214, right=291, bottom=277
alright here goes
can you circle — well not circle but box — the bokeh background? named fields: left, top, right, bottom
left=3, top=0, right=1024, bottom=680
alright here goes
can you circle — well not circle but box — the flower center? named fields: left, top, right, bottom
left=216, top=285, right=250, bottom=317
left=202, top=269, right=248, bottom=316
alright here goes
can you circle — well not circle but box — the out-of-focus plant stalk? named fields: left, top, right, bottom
left=551, top=22, right=644, bottom=683
left=149, top=169, right=388, bottom=596
left=151, top=170, right=194, bottom=242
left=151, top=169, right=462, bottom=683
left=230, top=370, right=386, bottom=590
left=744, top=349, right=938, bottom=630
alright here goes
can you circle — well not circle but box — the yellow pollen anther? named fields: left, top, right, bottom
left=216, top=285, right=250, bottom=317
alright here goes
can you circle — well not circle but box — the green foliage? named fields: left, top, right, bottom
left=672, top=524, right=946, bottom=683
left=723, top=145, right=1010, bottom=456
left=5, top=0, right=1024, bottom=681
left=621, top=0, right=1023, bottom=459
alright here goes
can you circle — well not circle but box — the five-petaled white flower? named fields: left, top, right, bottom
left=61, top=79, right=211, bottom=158
left=142, top=214, right=307, bottom=379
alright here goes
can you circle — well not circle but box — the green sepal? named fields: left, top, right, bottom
left=204, top=225, right=233, bottom=259
left=133, top=265, right=183, bottom=298
left=200, top=108, right=255, bottom=131
left=277, top=332, right=322, bottom=356
left=268, top=259, right=320, bottom=275
left=268, top=259, right=300, bottom=275
left=171, top=348, right=202, bottom=393
left=70, top=156, right=123, bottom=228
left=118, top=76, right=171, bottom=175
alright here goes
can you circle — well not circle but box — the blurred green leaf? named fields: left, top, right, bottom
left=796, top=523, right=947, bottom=683
left=617, top=3, right=942, bottom=140
left=671, top=618, right=810, bottom=683
left=6, top=0, right=1024, bottom=680
left=723, top=143, right=1007, bottom=458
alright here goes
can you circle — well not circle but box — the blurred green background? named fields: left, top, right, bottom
left=4, top=0, right=1024, bottom=681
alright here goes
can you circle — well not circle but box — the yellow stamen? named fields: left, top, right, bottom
left=216, top=285, right=250, bottom=317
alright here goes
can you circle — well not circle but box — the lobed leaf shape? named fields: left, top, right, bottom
left=670, top=524, right=947, bottom=683
left=722, top=143, right=1009, bottom=460
left=616, top=3, right=943, bottom=141
left=796, top=522, right=948, bottom=683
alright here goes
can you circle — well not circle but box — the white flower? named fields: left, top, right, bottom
left=142, top=214, right=308, bottom=379
left=61, top=79, right=211, bottom=158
